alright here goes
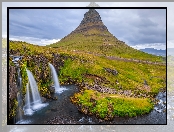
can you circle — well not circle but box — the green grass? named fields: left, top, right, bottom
left=48, top=29, right=164, bottom=63
left=71, top=89, right=153, bottom=119
left=9, top=40, right=166, bottom=96
left=58, top=51, right=166, bottom=95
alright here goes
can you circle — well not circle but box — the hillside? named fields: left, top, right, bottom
left=9, top=40, right=166, bottom=120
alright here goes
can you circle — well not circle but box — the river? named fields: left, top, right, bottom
left=13, top=85, right=166, bottom=125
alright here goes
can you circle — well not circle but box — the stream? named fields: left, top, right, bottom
left=15, top=85, right=166, bottom=124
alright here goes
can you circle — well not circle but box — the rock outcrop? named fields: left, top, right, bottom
left=9, top=66, right=18, bottom=119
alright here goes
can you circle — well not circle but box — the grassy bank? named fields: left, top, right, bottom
left=71, top=89, right=153, bottom=120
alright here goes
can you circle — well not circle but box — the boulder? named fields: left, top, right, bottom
left=49, top=86, right=55, bottom=94
left=103, top=67, right=118, bottom=76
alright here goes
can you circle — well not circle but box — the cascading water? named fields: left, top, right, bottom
left=48, top=63, right=60, bottom=89
left=48, top=63, right=67, bottom=93
left=23, top=83, right=34, bottom=115
left=26, top=70, right=42, bottom=106
left=11, top=55, right=48, bottom=124
left=16, top=92, right=22, bottom=122
left=23, top=69, right=48, bottom=116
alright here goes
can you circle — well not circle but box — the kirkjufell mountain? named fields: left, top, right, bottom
left=49, top=9, right=127, bottom=49
left=48, top=9, right=163, bottom=61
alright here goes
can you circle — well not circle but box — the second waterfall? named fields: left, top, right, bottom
left=48, top=63, right=67, bottom=93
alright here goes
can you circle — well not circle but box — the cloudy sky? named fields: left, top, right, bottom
left=2, top=2, right=173, bottom=49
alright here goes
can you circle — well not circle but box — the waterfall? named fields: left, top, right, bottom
left=16, top=92, right=22, bottom=122
left=48, top=63, right=67, bottom=93
left=26, top=70, right=42, bottom=106
left=23, top=83, right=34, bottom=115
left=48, top=63, right=61, bottom=90
left=23, top=69, right=48, bottom=116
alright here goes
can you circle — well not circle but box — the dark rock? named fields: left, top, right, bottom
left=41, top=97, right=47, bottom=103
left=45, top=93, right=51, bottom=99
left=52, top=96, right=58, bottom=100
left=49, top=86, right=55, bottom=94
left=86, top=84, right=117, bottom=94
left=103, top=67, right=118, bottom=76
left=9, top=66, right=18, bottom=100
left=144, top=80, right=148, bottom=85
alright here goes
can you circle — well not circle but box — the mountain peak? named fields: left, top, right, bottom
left=81, top=9, right=101, bottom=24
left=73, top=9, right=108, bottom=33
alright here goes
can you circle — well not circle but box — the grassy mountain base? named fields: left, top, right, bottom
left=48, top=30, right=164, bottom=63
left=9, top=41, right=166, bottom=120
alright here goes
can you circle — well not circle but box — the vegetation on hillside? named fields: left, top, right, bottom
left=9, top=40, right=166, bottom=120
left=48, top=29, right=164, bottom=63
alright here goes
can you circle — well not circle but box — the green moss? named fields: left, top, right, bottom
left=59, top=58, right=89, bottom=83
left=71, top=90, right=153, bottom=119
left=9, top=99, right=18, bottom=120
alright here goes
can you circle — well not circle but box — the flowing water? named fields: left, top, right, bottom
left=48, top=63, right=67, bottom=93
left=23, top=83, right=34, bottom=116
left=16, top=93, right=23, bottom=123
left=17, top=85, right=166, bottom=124
left=22, top=70, right=48, bottom=118
left=26, top=70, right=42, bottom=106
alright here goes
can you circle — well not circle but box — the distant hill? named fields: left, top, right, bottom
left=139, top=48, right=166, bottom=57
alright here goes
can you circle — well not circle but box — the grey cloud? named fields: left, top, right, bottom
left=9, top=9, right=88, bottom=39
left=98, top=9, right=166, bottom=45
left=8, top=8, right=166, bottom=46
